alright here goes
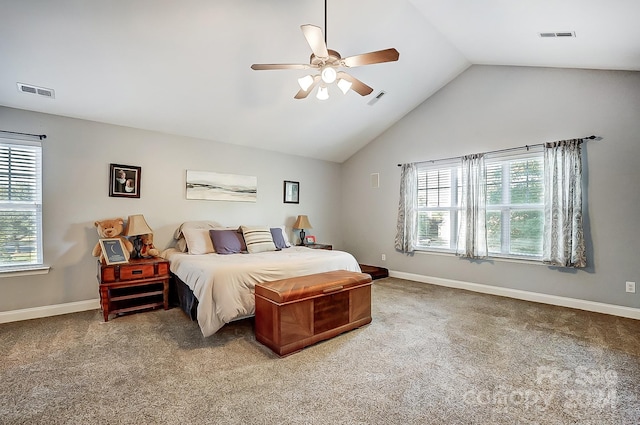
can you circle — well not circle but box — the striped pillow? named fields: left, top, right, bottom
left=240, top=226, right=277, bottom=253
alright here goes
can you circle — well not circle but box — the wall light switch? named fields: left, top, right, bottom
left=626, top=281, right=636, bottom=293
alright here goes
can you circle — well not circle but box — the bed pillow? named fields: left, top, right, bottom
left=270, top=228, right=289, bottom=250
left=173, top=221, right=221, bottom=239
left=241, top=226, right=277, bottom=253
left=182, top=228, right=215, bottom=255
left=209, top=229, right=247, bottom=255
left=173, top=221, right=221, bottom=252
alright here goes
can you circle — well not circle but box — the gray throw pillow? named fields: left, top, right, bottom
left=209, top=229, right=247, bottom=254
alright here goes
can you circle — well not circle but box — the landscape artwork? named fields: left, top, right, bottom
left=186, top=170, right=257, bottom=202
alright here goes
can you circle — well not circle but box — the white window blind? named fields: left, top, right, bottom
left=416, top=160, right=461, bottom=250
left=415, top=148, right=544, bottom=260
left=0, top=138, right=43, bottom=269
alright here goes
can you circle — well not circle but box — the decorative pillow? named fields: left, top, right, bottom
left=209, top=229, right=247, bottom=255
left=270, top=228, right=289, bottom=250
left=241, top=226, right=277, bottom=253
left=271, top=225, right=292, bottom=247
left=182, top=228, right=215, bottom=255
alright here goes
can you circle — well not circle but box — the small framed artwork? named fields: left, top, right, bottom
left=109, top=163, right=141, bottom=198
left=283, top=180, right=299, bottom=204
left=99, top=238, right=129, bottom=265
left=305, top=235, right=316, bottom=245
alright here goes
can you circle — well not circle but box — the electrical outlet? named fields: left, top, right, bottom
left=626, top=281, right=636, bottom=293
left=381, top=254, right=386, bottom=261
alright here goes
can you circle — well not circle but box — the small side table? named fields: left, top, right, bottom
left=97, top=257, right=170, bottom=321
left=304, top=243, right=333, bottom=250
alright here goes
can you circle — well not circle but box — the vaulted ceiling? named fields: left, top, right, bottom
left=1, top=0, right=638, bottom=162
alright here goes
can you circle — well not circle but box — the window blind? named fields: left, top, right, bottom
left=0, top=138, right=43, bottom=268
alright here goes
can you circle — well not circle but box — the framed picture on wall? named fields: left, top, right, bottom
left=109, top=163, right=141, bottom=198
left=283, top=180, right=299, bottom=204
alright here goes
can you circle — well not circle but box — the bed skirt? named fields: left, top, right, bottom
left=170, top=273, right=198, bottom=321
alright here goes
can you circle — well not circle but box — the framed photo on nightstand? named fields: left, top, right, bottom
left=99, top=238, right=129, bottom=265
left=305, top=235, right=316, bottom=244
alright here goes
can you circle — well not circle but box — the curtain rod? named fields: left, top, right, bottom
left=0, top=130, right=47, bottom=140
left=397, top=135, right=598, bottom=167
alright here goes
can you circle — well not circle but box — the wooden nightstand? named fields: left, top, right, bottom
left=304, top=243, right=332, bottom=250
left=97, top=257, right=170, bottom=322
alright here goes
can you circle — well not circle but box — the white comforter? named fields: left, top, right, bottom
left=163, top=247, right=361, bottom=337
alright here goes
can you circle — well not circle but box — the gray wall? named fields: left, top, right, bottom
left=0, top=107, right=342, bottom=311
left=341, top=65, right=640, bottom=309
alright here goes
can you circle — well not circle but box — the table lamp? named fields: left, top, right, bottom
left=124, top=214, right=153, bottom=259
left=293, top=215, right=312, bottom=246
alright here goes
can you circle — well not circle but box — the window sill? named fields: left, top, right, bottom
left=413, top=249, right=545, bottom=266
left=0, top=266, right=51, bottom=278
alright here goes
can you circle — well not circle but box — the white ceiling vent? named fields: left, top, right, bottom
left=367, top=91, right=386, bottom=106
left=17, top=82, right=55, bottom=99
left=539, top=31, right=576, bottom=38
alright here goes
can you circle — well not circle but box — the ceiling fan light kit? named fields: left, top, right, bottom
left=251, top=1, right=399, bottom=101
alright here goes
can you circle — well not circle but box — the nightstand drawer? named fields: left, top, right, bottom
left=119, top=264, right=155, bottom=280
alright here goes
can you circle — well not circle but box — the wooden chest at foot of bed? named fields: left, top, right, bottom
left=254, top=270, right=372, bottom=356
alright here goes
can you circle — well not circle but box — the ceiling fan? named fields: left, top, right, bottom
left=250, top=3, right=399, bottom=100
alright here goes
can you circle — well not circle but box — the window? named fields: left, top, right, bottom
left=0, top=138, right=43, bottom=270
left=416, top=160, right=461, bottom=250
left=485, top=150, right=544, bottom=258
left=416, top=148, right=544, bottom=260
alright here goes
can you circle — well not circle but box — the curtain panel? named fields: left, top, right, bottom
left=542, top=139, right=587, bottom=268
left=395, top=163, right=417, bottom=254
left=456, top=154, right=488, bottom=258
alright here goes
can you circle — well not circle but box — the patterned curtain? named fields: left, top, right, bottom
left=395, top=163, right=417, bottom=254
left=456, top=154, right=488, bottom=258
left=542, top=139, right=586, bottom=267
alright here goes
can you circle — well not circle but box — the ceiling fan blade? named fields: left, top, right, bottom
left=301, top=24, right=329, bottom=59
left=341, top=48, right=400, bottom=68
left=251, top=63, right=312, bottom=70
left=337, top=72, right=373, bottom=96
left=294, top=75, right=321, bottom=99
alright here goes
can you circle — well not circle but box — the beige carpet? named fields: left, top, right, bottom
left=1, top=277, right=639, bottom=424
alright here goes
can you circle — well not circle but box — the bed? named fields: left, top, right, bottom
left=162, top=222, right=361, bottom=337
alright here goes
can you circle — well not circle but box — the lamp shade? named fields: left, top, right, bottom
left=298, top=75, right=314, bottom=91
left=293, top=215, right=312, bottom=230
left=124, top=214, right=153, bottom=236
left=316, top=86, right=329, bottom=101
left=337, top=78, right=352, bottom=94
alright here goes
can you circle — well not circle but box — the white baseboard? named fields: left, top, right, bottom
left=0, top=299, right=100, bottom=324
left=389, top=271, right=640, bottom=321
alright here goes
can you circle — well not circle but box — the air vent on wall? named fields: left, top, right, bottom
left=367, top=91, right=386, bottom=106
left=17, top=82, right=55, bottom=99
left=539, top=31, right=575, bottom=38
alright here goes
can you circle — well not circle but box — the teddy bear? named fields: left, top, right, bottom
left=92, top=218, right=134, bottom=261
left=140, top=233, right=159, bottom=258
